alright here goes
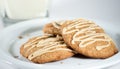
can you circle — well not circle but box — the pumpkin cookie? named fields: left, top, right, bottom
left=61, top=18, right=118, bottom=58
left=20, top=35, right=74, bottom=63
left=43, top=21, right=65, bottom=35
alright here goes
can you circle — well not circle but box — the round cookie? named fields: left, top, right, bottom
left=61, top=18, right=118, bottom=58
left=43, top=21, right=65, bottom=35
left=20, top=35, right=74, bottom=63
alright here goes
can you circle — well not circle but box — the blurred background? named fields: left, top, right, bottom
left=0, top=0, right=120, bottom=69
left=0, top=0, right=120, bottom=26
left=50, top=0, right=120, bottom=22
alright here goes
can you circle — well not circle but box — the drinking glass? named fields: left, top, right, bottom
left=0, top=0, right=50, bottom=26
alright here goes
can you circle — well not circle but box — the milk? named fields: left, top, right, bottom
left=4, top=0, right=49, bottom=19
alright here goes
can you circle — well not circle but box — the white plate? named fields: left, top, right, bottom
left=0, top=18, right=120, bottom=69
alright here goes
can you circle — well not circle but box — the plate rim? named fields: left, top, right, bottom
left=0, top=18, right=120, bottom=69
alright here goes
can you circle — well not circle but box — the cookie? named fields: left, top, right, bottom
left=43, top=21, right=65, bottom=35
left=61, top=18, right=118, bottom=58
left=20, top=35, right=74, bottom=63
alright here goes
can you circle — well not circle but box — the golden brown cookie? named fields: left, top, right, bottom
left=61, top=18, right=118, bottom=58
left=20, top=35, right=74, bottom=63
left=43, top=21, right=65, bottom=35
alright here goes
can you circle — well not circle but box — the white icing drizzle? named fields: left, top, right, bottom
left=23, top=36, right=72, bottom=60
left=52, top=22, right=60, bottom=29
left=62, top=21, right=95, bottom=34
left=23, top=35, right=50, bottom=48
left=52, top=20, right=66, bottom=29
left=28, top=45, right=70, bottom=60
left=56, top=20, right=66, bottom=25
left=62, top=19, right=111, bottom=50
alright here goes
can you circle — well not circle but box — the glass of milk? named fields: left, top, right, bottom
left=0, top=0, right=50, bottom=26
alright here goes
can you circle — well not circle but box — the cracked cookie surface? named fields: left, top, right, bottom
left=20, top=35, right=74, bottom=63
left=61, top=18, right=118, bottom=58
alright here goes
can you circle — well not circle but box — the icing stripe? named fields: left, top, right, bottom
left=28, top=45, right=71, bottom=60
left=52, top=20, right=66, bottom=29
left=62, top=19, right=112, bottom=50
left=23, top=36, right=72, bottom=60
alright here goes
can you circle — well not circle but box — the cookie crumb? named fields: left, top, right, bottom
left=14, top=56, right=19, bottom=58
left=18, top=36, right=23, bottom=39
left=60, top=62, right=63, bottom=64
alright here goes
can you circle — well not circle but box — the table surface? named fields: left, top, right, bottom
left=0, top=0, right=120, bottom=69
